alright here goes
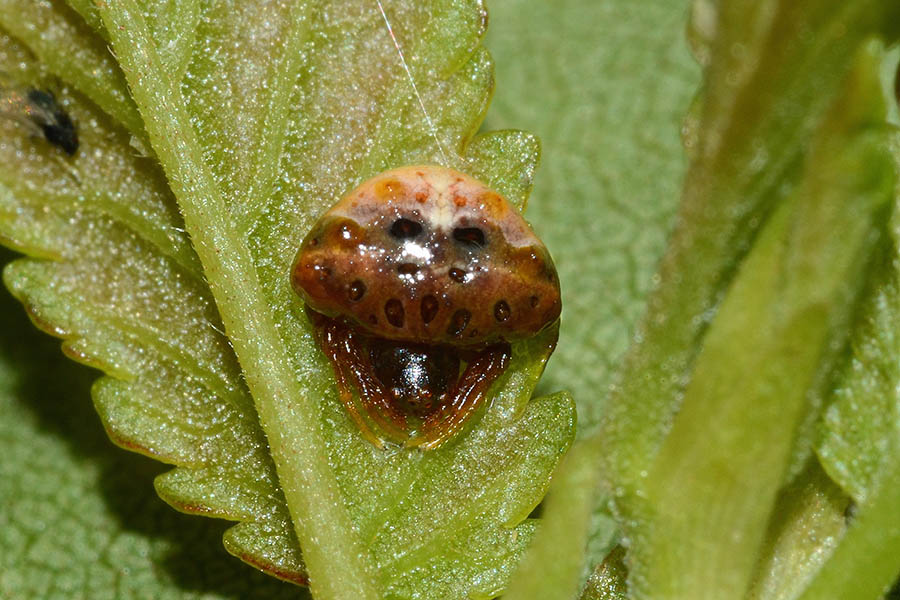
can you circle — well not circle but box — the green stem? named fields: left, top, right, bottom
left=96, top=2, right=380, bottom=598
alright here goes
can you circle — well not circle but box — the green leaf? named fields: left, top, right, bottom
left=0, top=0, right=144, bottom=139
left=597, top=0, right=900, bottom=502
left=483, top=1, right=701, bottom=594
left=794, top=446, right=900, bottom=600
left=0, top=1, right=574, bottom=597
left=634, top=40, right=894, bottom=599
left=809, top=133, right=900, bottom=599
left=580, top=546, right=628, bottom=600
left=0, top=275, right=305, bottom=600
left=818, top=137, right=900, bottom=504
left=503, top=2, right=900, bottom=599
left=502, top=440, right=616, bottom=600
left=10, top=1, right=900, bottom=598
left=745, top=461, right=849, bottom=600
left=483, top=0, right=700, bottom=433
left=0, top=23, right=304, bottom=585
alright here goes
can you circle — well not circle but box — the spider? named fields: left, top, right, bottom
left=292, top=166, right=560, bottom=449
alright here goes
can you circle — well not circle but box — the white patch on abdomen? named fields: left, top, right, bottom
left=424, top=170, right=456, bottom=231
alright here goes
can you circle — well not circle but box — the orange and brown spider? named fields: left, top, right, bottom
left=292, top=166, right=561, bottom=450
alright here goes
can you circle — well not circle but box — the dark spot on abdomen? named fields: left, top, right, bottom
left=421, top=295, right=439, bottom=324
left=348, top=280, right=366, bottom=301
left=385, top=299, right=405, bottom=328
left=447, top=309, right=471, bottom=336
left=453, top=227, right=486, bottom=248
left=389, top=217, right=423, bottom=239
left=448, top=267, right=467, bottom=283
left=494, top=300, right=511, bottom=322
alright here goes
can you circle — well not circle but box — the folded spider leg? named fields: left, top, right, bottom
left=316, top=318, right=387, bottom=448
left=314, top=314, right=408, bottom=443
left=339, top=329, right=410, bottom=442
left=409, top=342, right=511, bottom=450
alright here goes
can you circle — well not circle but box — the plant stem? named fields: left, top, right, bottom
left=97, top=2, right=380, bottom=598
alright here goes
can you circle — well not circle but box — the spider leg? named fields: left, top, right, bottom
left=408, top=342, right=511, bottom=450
left=315, top=317, right=387, bottom=448
left=313, top=313, right=409, bottom=445
left=338, top=328, right=411, bottom=442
